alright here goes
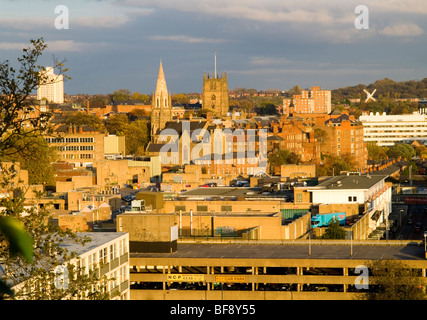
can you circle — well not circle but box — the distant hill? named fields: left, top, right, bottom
left=332, top=78, right=427, bottom=102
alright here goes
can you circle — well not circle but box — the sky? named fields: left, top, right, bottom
left=1, top=0, right=426, bottom=95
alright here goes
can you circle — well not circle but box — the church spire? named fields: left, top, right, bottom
left=155, top=60, right=168, bottom=95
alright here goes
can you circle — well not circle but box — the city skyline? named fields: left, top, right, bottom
left=1, top=0, right=426, bottom=95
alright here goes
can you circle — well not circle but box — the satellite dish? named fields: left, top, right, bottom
left=363, top=89, right=377, bottom=103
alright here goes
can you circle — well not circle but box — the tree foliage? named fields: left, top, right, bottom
left=317, top=154, right=357, bottom=176
left=365, top=259, right=425, bottom=300
left=0, top=38, right=111, bottom=300
left=367, top=142, right=388, bottom=162
left=65, top=112, right=105, bottom=133
left=321, top=218, right=346, bottom=239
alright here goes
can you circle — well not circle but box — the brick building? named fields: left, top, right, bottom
left=283, top=86, right=331, bottom=115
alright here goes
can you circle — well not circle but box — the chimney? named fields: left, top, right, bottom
left=273, top=122, right=278, bottom=135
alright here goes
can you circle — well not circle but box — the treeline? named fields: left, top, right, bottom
left=332, top=78, right=427, bottom=103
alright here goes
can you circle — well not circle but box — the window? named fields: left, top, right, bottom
left=197, top=205, right=208, bottom=212
left=110, top=243, right=117, bottom=261
left=348, top=196, right=357, bottom=202
left=221, top=205, right=232, bottom=211
left=175, top=205, right=186, bottom=212
left=100, top=247, right=107, bottom=264
left=296, top=193, right=303, bottom=202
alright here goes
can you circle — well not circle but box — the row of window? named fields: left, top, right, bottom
left=54, top=146, right=94, bottom=151
left=59, top=154, right=93, bottom=160
left=46, top=137, right=95, bottom=143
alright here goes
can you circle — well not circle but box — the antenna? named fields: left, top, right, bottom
left=214, top=52, right=217, bottom=79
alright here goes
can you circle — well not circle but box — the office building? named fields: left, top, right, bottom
left=359, top=112, right=427, bottom=146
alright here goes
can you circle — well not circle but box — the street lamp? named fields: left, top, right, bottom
left=424, top=231, right=427, bottom=254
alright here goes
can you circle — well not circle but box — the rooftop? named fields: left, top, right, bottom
left=59, top=232, right=128, bottom=256
left=309, top=174, right=388, bottom=190
left=131, top=242, right=425, bottom=261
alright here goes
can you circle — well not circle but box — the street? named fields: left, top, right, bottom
left=395, top=205, right=427, bottom=240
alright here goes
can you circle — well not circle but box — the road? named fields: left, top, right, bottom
left=396, top=204, right=427, bottom=240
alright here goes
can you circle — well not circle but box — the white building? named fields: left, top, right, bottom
left=37, top=66, right=64, bottom=104
left=359, top=112, right=427, bottom=146
left=307, top=174, right=392, bottom=233
left=11, top=232, right=130, bottom=300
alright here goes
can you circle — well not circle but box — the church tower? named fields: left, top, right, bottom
left=151, top=60, right=172, bottom=139
left=202, top=54, right=229, bottom=117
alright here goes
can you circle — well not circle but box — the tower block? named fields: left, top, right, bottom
left=202, top=71, right=229, bottom=118
left=151, top=61, right=172, bottom=138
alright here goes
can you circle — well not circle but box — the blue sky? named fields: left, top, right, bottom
left=1, top=0, right=426, bottom=95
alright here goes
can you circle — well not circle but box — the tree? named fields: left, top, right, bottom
left=65, top=112, right=105, bottom=133
left=105, top=113, right=129, bottom=135
left=0, top=38, right=66, bottom=159
left=124, top=119, right=149, bottom=156
left=2, top=134, right=56, bottom=186
left=364, top=259, right=425, bottom=300
left=321, top=217, right=346, bottom=239
left=317, top=154, right=357, bottom=176
left=268, top=149, right=300, bottom=173
left=172, top=93, right=190, bottom=105
left=131, top=91, right=150, bottom=102
left=111, top=89, right=131, bottom=101
left=367, top=142, right=388, bottom=162
left=255, top=103, right=279, bottom=116
left=0, top=39, right=111, bottom=299
left=386, top=143, right=415, bottom=160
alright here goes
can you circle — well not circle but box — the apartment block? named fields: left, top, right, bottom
left=11, top=232, right=130, bottom=300
left=314, top=112, right=367, bottom=170
left=37, top=67, right=64, bottom=104
left=283, top=86, right=331, bottom=115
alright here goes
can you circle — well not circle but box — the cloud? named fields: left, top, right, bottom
left=249, top=56, right=292, bottom=66
left=0, top=40, right=108, bottom=52
left=378, top=23, right=424, bottom=37
left=148, top=35, right=227, bottom=44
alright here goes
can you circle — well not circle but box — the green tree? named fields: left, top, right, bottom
left=65, top=112, right=105, bottom=133
left=367, top=142, right=388, bottom=162
left=386, top=143, right=415, bottom=160
left=321, top=217, right=346, bottom=239
left=255, top=103, right=279, bottom=116
left=0, top=38, right=111, bottom=300
left=131, top=91, right=150, bottom=102
left=2, top=134, right=56, bottom=186
left=268, top=149, right=300, bottom=173
left=172, top=93, right=190, bottom=105
left=111, top=89, right=131, bottom=101
left=317, top=154, right=357, bottom=176
left=365, top=259, right=425, bottom=300
left=124, top=119, right=149, bottom=156
left=105, top=113, right=129, bottom=135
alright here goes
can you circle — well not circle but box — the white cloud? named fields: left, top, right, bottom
left=249, top=56, right=292, bottom=66
left=148, top=35, right=226, bottom=44
left=379, top=23, right=423, bottom=37
left=0, top=40, right=108, bottom=52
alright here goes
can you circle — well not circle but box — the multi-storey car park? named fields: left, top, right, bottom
left=129, top=241, right=427, bottom=300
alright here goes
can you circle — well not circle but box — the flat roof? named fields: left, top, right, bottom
left=310, top=174, right=387, bottom=190
left=59, top=232, right=128, bottom=256
left=131, top=243, right=425, bottom=261
left=180, top=187, right=263, bottom=197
